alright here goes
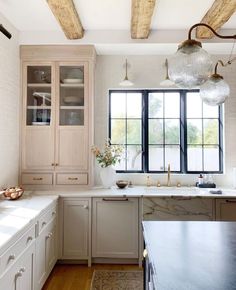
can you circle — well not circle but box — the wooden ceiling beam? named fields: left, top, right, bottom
left=46, top=0, right=84, bottom=39
left=196, top=0, right=236, bottom=39
left=131, top=0, right=156, bottom=39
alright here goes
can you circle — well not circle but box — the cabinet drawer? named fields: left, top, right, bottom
left=0, top=225, right=35, bottom=277
left=56, top=173, right=88, bottom=185
left=22, top=173, right=53, bottom=185
left=38, top=205, right=57, bottom=235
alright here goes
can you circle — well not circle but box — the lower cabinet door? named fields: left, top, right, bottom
left=0, top=242, right=35, bottom=290
left=46, top=221, right=57, bottom=272
left=215, top=199, right=236, bottom=221
left=63, top=199, right=90, bottom=258
left=92, top=197, right=139, bottom=258
left=35, top=219, right=56, bottom=290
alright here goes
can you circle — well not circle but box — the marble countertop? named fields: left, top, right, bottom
left=33, top=186, right=236, bottom=198
left=0, top=186, right=236, bottom=256
left=0, top=193, right=58, bottom=255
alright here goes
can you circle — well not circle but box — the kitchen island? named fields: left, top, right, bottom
left=143, top=221, right=236, bottom=290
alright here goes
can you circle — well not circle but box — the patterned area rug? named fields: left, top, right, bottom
left=90, top=270, right=143, bottom=290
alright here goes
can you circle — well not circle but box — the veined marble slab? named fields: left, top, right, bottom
left=143, top=197, right=214, bottom=221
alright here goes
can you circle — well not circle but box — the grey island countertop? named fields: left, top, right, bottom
left=143, top=221, right=236, bottom=290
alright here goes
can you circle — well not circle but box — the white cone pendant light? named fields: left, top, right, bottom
left=160, top=59, right=176, bottom=87
left=119, top=59, right=133, bottom=87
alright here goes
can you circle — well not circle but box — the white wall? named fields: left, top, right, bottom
left=95, top=55, right=236, bottom=187
left=0, top=13, right=19, bottom=188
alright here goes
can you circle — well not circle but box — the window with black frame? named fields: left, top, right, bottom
left=109, top=90, right=223, bottom=173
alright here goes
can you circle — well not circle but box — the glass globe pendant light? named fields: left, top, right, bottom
left=119, top=59, right=133, bottom=86
left=168, top=23, right=236, bottom=88
left=200, top=61, right=230, bottom=106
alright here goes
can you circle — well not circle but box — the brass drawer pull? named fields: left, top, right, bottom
left=46, top=232, right=53, bottom=239
left=27, top=236, right=33, bottom=243
left=226, top=200, right=236, bottom=203
left=102, top=198, right=129, bottom=202
left=68, top=177, right=78, bottom=180
left=8, top=254, right=15, bottom=261
left=33, top=177, right=43, bottom=181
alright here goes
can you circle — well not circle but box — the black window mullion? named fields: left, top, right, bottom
left=143, top=90, right=149, bottom=172
left=163, top=93, right=166, bottom=172
left=180, top=90, right=187, bottom=173
left=219, top=105, right=223, bottom=172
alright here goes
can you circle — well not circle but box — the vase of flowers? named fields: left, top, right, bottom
left=92, top=140, right=123, bottom=188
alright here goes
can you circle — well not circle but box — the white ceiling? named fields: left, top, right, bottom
left=0, top=0, right=236, bottom=55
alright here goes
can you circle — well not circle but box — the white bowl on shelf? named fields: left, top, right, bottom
left=63, top=78, right=83, bottom=84
left=63, top=96, right=83, bottom=105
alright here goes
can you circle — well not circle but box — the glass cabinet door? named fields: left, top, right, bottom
left=26, top=65, right=52, bottom=126
left=59, top=65, right=84, bottom=126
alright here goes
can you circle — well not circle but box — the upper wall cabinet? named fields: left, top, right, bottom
left=20, top=46, right=96, bottom=189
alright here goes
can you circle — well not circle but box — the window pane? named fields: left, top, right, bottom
left=114, top=149, right=126, bottom=171
left=187, top=119, right=202, bottom=144
left=165, top=119, right=180, bottom=144
left=203, top=103, right=219, bottom=118
left=204, top=146, right=219, bottom=171
left=187, top=92, right=202, bottom=118
left=110, top=93, right=126, bottom=118
left=149, top=93, right=163, bottom=118
left=187, top=145, right=203, bottom=171
left=149, top=145, right=164, bottom=171
left=126, top=145, right=142, bottom=170
left=111, top=119, right=126, bottom=144
left=164, top=93, right=180, bottom=118
left=204, top=119, right=218, bottom=144
left=127, top=93, right=142, bottom=118
left=127, top=119, right=141, bottom=144
left=165, top=145, right=180, bottom=171
left=149, top=119, right=163, bottom=144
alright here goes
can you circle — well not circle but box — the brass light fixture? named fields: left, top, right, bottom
left=119, top=59, right=133, bottom=87
left=168, top=23, right=236, bottom=101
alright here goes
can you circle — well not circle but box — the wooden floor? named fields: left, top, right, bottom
left=42, top=264, right=141, bottom=290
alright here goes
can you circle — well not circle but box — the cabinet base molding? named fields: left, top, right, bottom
left=57, top=259, right=89, bottom=265
left=92, top=258, right=139, bottom=265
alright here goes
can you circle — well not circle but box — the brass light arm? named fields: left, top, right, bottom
left=188, top=23, right=236, bottom=41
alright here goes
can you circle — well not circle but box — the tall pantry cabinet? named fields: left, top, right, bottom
left=20, top=46, right=96, bottom=189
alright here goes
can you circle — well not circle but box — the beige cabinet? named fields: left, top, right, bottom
left=20, top=46, right=96, bottom=188
left=0, top=228, right=35, bottom=290
left=62, top=198, right=91, bottom=264
left=92, top=197, right=139, bottom=259
left=35, top=204, right=57, bottom=290
left=215, top=198, right=236, bottom=221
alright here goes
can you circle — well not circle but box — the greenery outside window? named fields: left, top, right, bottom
left=109, top=90, right=223, bottom=173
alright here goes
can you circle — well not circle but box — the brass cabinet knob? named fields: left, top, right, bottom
left=143, top=249, right=148, bottom=258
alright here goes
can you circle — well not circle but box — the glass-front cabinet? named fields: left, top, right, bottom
left=59, top=65, right=85, bottom=126
left=20, top=44, right=95, bottom=189
left=26, top=65, right=52, bottom=126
